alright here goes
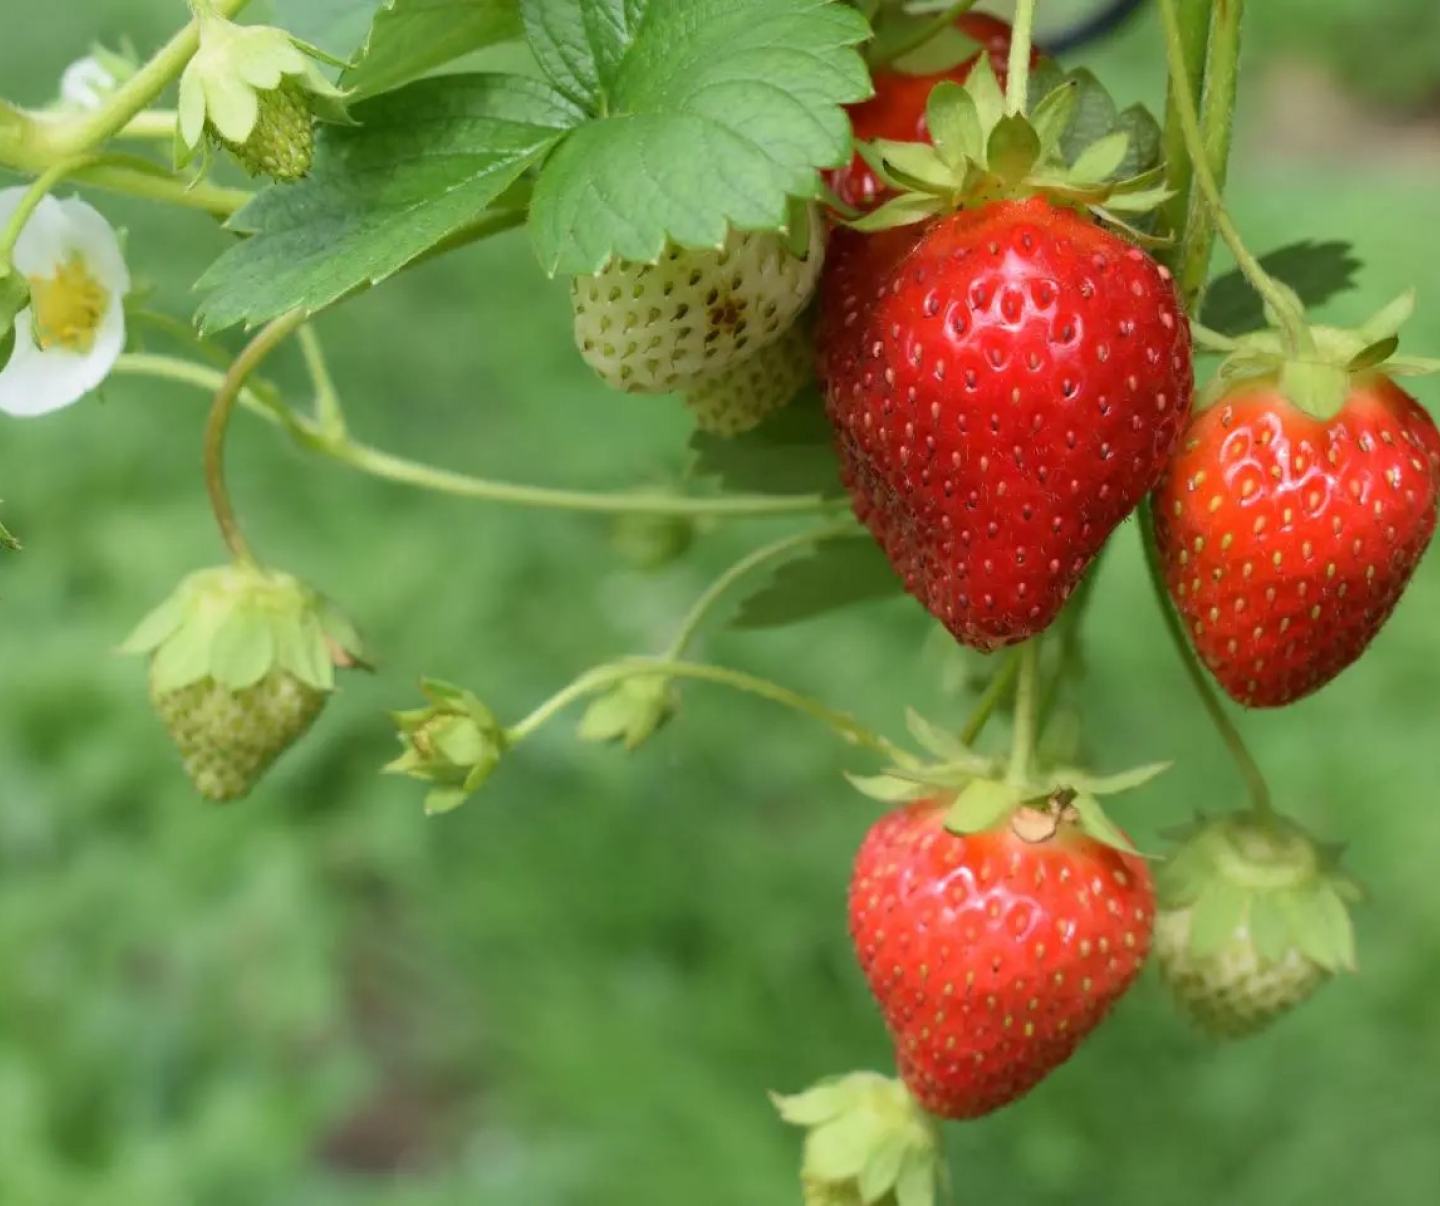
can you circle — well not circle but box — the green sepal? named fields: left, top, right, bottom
left=773, top=1072, right=941, bottom=1206
left=385, top=677, right=507, bottom=812
left=0, top=515, right=18, bottom=552
left=1159, top=812, right=1362, bottom=975
left=577, top=675, right=676, bottom=752
left=903, top=708, right=976, bottom=763
left=123, top=563, right=360, bottom=694
left=846, top=58, right=1170, bottom=234
left=845, top=772, right=936, bottom=805
left=943, top=778, right=1021, bottom=834
left=1071, top=792, right=1141, bottom=856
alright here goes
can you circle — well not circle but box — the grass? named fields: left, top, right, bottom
left=2, top=3, right=1439, bottom=1203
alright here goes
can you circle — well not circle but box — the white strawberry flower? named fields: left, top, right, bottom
left=0, top=189, right=130, bottom=418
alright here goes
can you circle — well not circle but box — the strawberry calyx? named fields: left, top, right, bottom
left=386, top=678, right=509, bottom=815
left=120, top=562, right=363, bottom=696
left=772, top=1072, right=942, bottom=1206
left=1160, top=812, right=1363, bottom=975
left=847, top=708, right=1167, bottom=856
left=848, top=56, right=1170, bottom=237
left=1194, top=290, right=1440, bottom=420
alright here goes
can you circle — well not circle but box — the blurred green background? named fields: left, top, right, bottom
left=3, top=2, right=1439, bottom=1203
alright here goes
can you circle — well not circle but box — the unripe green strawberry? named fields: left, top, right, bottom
left=222, top=79, right=316, bottom=181
left=150, top=668, right=324, bottom=802
left=571, top=213, right=823, bottom=394
left=1156, top=813, right=1361, bottom=1039
left=683, top=322, right=812, bottom=435
left=177, top=12, right=349, bottom=183
left=123, top=564, right=362, bottom=802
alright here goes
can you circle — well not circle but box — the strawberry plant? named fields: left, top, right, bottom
left=1, top=1, right=1436, bottom=1200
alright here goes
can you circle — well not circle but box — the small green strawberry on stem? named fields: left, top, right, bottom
left=176, top=1, right=351, bottom=182
left=122, top=563, right=364, bottom=802
left=1155, top=811, right=1362, bottom=1039
left=385, top=679, right=509, bottom=815
left=570, top=201, right=823, bottom=399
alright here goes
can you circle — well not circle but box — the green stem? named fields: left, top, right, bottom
left=115, top=352, right=848, bottom=520
left=298, top=325, right=346, bottom=438
left=665, top=522, right=857, bottom=659
left=1005, top=0, right=1038, bottom=115
left=10, top=0, right=251, bottom=163
left=203, top=311, right=308, bottom=566
left=506, top=657, right=909, bottom=762
left=117, top=111, right=179, bottom=142
left=1175, top=1, right=1246, bottom=310
left=1138, top=498, right=1274, bottom=816
left=114, top=352, right=286, bottom=425
left=1158, top=0, right=1211, bottom=258
left=960, top=649, right=1020, bottom=746
left=68, top=161, right=251, bottom=218
left=1156, top=0, right=1310, bottom=354
left=0, top=158, right=91, bottom=270
left=1005, top=640, right=1040, bottom=787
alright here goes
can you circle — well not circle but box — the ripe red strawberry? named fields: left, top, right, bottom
left=1153, top=376, right=1440, bottom=706
left=850, top=799, right=1154, bottom=1119
left=827, top=14, right=1037, bottom=212
left=825, top=197, right=1192, bottom=651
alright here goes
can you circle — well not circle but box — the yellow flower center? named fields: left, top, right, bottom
left=28, top=253, right=109, bottom=353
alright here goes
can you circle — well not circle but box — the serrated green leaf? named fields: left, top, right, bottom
left=1070, top=793, right=1139, bottom=855
left=986, top=114, right=1040, bottom=184
left=689, top=390, right=843, bottom=497
left=925, top=80, right=982, bottom=170
left=527, top=0, right=870, bottom=274
left=521, top=0, right=641, bottom=107
left=1247, top=892, right=1292, bottom=965
left=944, top=779, right=1019, bottom=834
left=733, top=537, right=899, bottom=628
left=1188, top=880, right=1248, bottom=959
left=196, top=74, right=579, bottom=331
left=346, top=0, right=522, bottom=97
left=1202, top=241, right=1362, bottom=337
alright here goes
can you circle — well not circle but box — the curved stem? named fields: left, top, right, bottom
left=115, top=351, right=849, bottom=520
left=322, top=436, right=848, bottom=519
left=14, top=0, right=251, bottom=162
left=203, top=311, right=307, bottom=565
left=1005, top=640, right=1040, bottom=787
left=506, top=657, right=909, bottom=762
left=960, top=649, right=1020, bottom=747
left=1139, top=498, right=1274, bottom=816
left=1156, top=0, right=1310, bottom=355
left=298, top=325, right=346, bottom=437
left=664, top=522, right=857, bottom=659
left=0, top=157, right=91, bottom=269
left=1005, top=0, right=1039, bottom=115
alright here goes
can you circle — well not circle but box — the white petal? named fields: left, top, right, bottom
left=0, top=299, right=125, bottom=418
left=179, top=66, right=207, bottom=148
left=0, top=193, right=73, bottom=275
left=60, top=57, right=115, bottom=110
left=52, top=195, right=131, bottom=296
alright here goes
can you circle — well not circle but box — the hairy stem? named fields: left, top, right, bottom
left=506, top=657, right=909, bottom=762
left=1139, top=498, right=1274, bottom=816
left=116, top=353, right=848, bottom=520
left=68, top=161, right=251, bottom=218
left=960, top=649, right=1021, bottom=747
left=665, top=522, right=858, bottom=659
left=1006, top=0, right=1039, bottom=114
left=1006, top=640, right=1040, bottom=787
left=1156, top=0, right=1309, bottom=353
left=117, top=110, right=180, bottom=142
left=203, top=311, right=308, bottom=566
left=1157, top=0, right=1211, bottom=257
